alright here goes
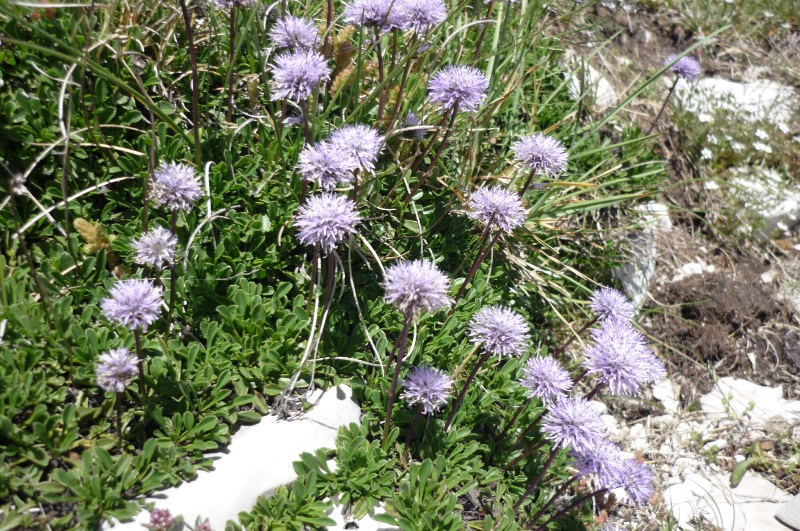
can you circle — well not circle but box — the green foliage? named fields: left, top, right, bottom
left=236, top=471, right=335, bottom=530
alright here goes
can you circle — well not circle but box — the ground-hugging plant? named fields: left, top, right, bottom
left=0, top=0, right=673, bottom=527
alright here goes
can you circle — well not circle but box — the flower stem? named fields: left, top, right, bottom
left=351, top=169, right=361, bottom=203
left=518, top=168, right=539, bottom=197
left=166, top=212, right=178, bottom=331
left=472, top=0, right=495, bottom=62
left=646, top=76, right=678, bottom=136
left=504, top=437, right=545, bottom=470
left=535, top=488, right=608, bottom=530
left=404, top=403, right=424, bottom=448
left=384, top=316, right=412, bottom=440
left=423, top=102, right=459, bottom=175
left=583, top=382, right=603, bottom=401
left=512, top=410, right=545, bottom=448
left=497, top=396, right=532, bottom=441
left=226, top=8, right=237, bottom=123
left=386, top=35, right=417, bottom=132
left=528, top=474, right=579, bottom=525
left=322, top=0, right=333, bottom=58
left=375, top=29, right=386, bottom=127
left=512, top=444, right=561, bottom=511
left=453, top=229, right=503, bottom=304
left=134, top=328, right=146, bottom=395
left=116, top=391, right=123, bottom=451
left=445, top=349, right=491, bottom=430
left=177, top=0, right=202, bottom=167
left=553, top=316, right=598, bottom=360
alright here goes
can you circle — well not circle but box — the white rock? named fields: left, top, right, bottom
left=614, top=202, right=672, bottom=309
left=699, top=377, right=800, bottom=426
left=105, top=385, right=361, bottom=530
left=728, top=166, right=800, bottom=240
left=568, top=64, right=618, bottom=110
left=672, top=76, right=796, bottom=128
left=671, top=262, right=706, bottom=283
left=664, top=471, right=791, bottom=530
left=702, top=438, right=728, bottom=451
left=776, top=493, right=800, bottom=531
left=762, top=270, right=778, bottom=284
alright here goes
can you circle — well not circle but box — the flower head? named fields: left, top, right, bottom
left=329, top=124, right=383, bottom=173
left=383, top=259, right=452, bottom=317
left=297, top=141, right=358, bottom=190
left=401, top=365, right=453, bottom=414
left=428, top=65, right=488, bottom=113
left=269, top=15, right=320, bottom=50
left=520, top=356, right=572, bottom=404
left=269, top=49, right=331, bottom=101
left=590, top=286, right=634, bottom=323
left=468, top=305, right=529, bottom=358
left=397, top=0, right=446, bottom=32
left=95, top=348, right=138, bottom=393
left=570, top=438, right=625, bottom=489
left=541, top=395, right=605, bottom=455
left=466, top=186, right=526, bottom=232
left=101, top=279, right=163, bottom=331
left=294, top=193, right=361, bottom=255
left=344, top=0, right=403, bottom=30
left=583, top=319, right=665, bottom=397
left=618, top=458, right=655, bottom=506
left=132, top=227, right=178, bottom=269
left=513, top=133, right=568, bottom=177
left=665, top=54, right=701, bottom=82
left=144, top=508, right=175, bottom=531
left=195, top=519, right=213, bottom=531
left=151, top=162, right=203, bottom=212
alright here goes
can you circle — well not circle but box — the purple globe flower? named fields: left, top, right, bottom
left=583, top=319, right=665, bottom=397
left=269, top=49, right=331, bottom=101
left=329, top=124, right=383, bottom=173
left=101, top=279, right=163, bottom=331
left=520, top=356, right=572, bottom=404
left=468, top=305, right=530, bottom=358
left=269, top=15, right=320, bottom=50
left=151, top=162, right=203, bottom=212
left=401, top=364, right=453, bottom=414
left=541, top=395, right=605, bottom=455
left=665, top=54, right=701, bottom=82
left=428, top=65, right=488, bottom=113
left=294, top=193, right=361, bottom=255
left=512, top=133, right=568, bottom=177
left=466, top=186, right=526, bottom=232
left=144, top=508, right=175, bottom=531
left=570, top=438, right=625, bottom=489
left=383, top=259, right=452, bottom=317
left=397, top=0, right=446, bottom=32
left=617, top=458, right=655, bottom=506
left=95, top=348, right=139, bottom=393
left=589, top=286, right=634, bottom=323
left=195, top=519, right=213, bottom=531
left=132, top=227, right=178, bottom=269
left=344, top=0, right=403, bottom=30
left=403, top=112, right=427, bottom=139
left=297, top=141, right=358, bottom=190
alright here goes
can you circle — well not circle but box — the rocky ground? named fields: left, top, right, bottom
left=560, top=1, right=800, bottom=529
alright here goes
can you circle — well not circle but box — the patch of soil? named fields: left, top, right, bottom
left=644, top=255, right=800, bottom=403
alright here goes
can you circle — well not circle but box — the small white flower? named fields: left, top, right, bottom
left=753, top=141, right=772, bottom=154
left=777, top=123, right=790, bottom=134
left=705, top=181, right=720, bottom=191
left=730, top=141, right=745, bottom=152
left=701, top=148, right=713, bottom=160
left=755, top=129, right=769, bottom=140
left=763, top=10, right=774, bottom=17
left=707, top=134, right=719, bottom=145
left=698, top=112, right=713, bottom=123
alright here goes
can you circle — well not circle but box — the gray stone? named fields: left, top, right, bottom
left=699, top=377, right=800, bottom=427
left=105, top=385, right=361, bottom=530
left=776, top=493, right=800, bottom=531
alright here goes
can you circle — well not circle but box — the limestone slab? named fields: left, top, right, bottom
left=106, top=385, right=361, bottom=530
